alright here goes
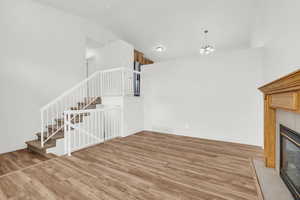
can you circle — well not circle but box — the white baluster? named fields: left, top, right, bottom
left=64, top=111, right=67, bottom=155
left=41, top=111, right=44, bottom=147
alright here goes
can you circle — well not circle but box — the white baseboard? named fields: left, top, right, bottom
left=143, top=128, right=263, bottom=147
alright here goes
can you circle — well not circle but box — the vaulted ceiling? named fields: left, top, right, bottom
left=35, top=0, right=259, bottom=62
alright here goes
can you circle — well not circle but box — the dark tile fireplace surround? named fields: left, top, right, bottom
left=280, top=125, right=300, bottom=200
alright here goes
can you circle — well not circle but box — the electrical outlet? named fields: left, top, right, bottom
left=185, top=123, right=190, bottom=129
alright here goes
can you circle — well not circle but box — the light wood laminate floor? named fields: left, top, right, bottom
left=0, top=149, right=51, bottom=176
left=0, top=131, right=263, bottom=200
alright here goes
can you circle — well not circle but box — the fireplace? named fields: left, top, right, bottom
left=280, top=125, right=300, bottom=199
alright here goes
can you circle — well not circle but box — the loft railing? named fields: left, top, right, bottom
left=40, top=67, right=140, bottom=147
left=64, top=106, right=121, bottom=155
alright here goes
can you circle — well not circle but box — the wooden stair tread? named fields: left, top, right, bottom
left=63, top=113, right=90, bottom=117
left=47, top=124, right=62, bottom=129
left=83, top=97, right=102, bottom=105
left=55, top=118, right=64, bottom=123
left=55, top=118, right=83, bottom=124
left=26, top=139, right=56, bottom=150
left=36, top=131, right=64, bottom=140
left=71, top=104, right=97, bottom=110
left=46, top=125, right=68, bottom=132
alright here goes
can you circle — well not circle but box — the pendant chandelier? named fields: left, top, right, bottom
left=199, top=30, right=215, bottom=55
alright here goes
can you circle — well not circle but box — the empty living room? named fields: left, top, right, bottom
left=1, top=0, right=300, bottom=199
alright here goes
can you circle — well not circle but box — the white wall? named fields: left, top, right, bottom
left=93, top=40, right=144, bottom=137
left=142, top=49, right=264, bottom=146
left=123, top=96, right=144, bottom=137
left=95, top=40, right=134, bottom=71
left=0, top=0, right=117, bottom=154
left=251, top=0, right=300, bottom=83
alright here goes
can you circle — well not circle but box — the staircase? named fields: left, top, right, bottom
left=25, top=68, right=139, bottom=156
left=26, top=97, right=102, bottom=155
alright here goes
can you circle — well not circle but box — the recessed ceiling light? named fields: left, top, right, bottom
left=153, top=45, right=166, bottom=52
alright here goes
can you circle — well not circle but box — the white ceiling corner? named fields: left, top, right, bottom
left=36, top=0, right=259, bottom=62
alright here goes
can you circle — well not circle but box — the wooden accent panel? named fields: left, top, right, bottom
left=134, top=50, right=144, bottom=63
left=134, top=49, right=154, bottom=65
left=269, top=92, right=298, bottom=111
left=264, top=95, right=276, bottom=168
left=144, top=58, right=154, bottom=65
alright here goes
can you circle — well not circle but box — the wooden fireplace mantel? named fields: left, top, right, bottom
left=259, top=69, right=300, bottom=168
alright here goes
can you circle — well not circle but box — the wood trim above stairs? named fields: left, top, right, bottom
left=259, top=69, right=300, bottom=168
left=134, top=50, right=154, bottom=65
left=26, top=97, right=102, bottom=156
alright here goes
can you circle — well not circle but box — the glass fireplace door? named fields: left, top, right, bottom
left=280, top=126, right=300, bottom=199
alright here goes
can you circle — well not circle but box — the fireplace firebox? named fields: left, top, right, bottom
left=280, top=125, right=300, bottom=200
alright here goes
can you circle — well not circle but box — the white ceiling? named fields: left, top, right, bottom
left=35, top=0, right=258, bottom=62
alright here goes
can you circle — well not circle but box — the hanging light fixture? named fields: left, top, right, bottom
left=199, top=30, right=215, bottom=55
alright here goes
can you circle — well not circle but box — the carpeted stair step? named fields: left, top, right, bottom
left=36, top=131, right=64, bottom=141
left=26, top=139, right=56, bottom=155
left=47, top=124, right=77, bottom=132
left=47, top=124, right=63, bottom=132
left=55, top=116, right=84, bottom=125
left=76, top=104, right=97, bottom=110
left=84, top=97, right=102, bottom=105
left=64, top=109, right=91, bottom=117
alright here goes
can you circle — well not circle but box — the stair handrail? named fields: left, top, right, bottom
left=64, top=105, right=121, bottom=115
left=41, top=67, right=124, bottom=112
left=42, top=96, right=99, bottom=145
left=40, top=67, right=141, bottom=147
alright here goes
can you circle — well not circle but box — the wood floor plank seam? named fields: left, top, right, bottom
left=0, top=155, right=60, bottom=179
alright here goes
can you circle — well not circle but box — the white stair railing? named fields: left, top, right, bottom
left=64, top=106, right=121, bottom=155
left=40, top=67, right=140, bottom=147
